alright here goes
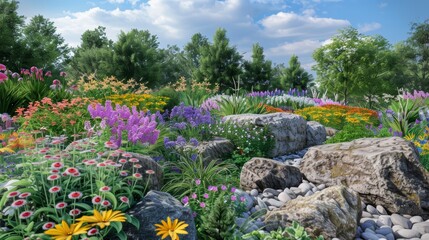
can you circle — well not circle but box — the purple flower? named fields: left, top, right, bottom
left=203, top=193, right=209, bottom=199
left=195, top=179, right=201, bottom=185
left=189, top=138, right=199, bottom=147
left=231, top=195, right=237, bottom=201
left=191, top=193, right=197, bottom=199
left=200, top=202, right=206, bottom=208
left=221, top=185, right=227, bottom=191
left=190, top=154, right=198, bottom=161
left=240, top=196, right=246, bottom=202
left=231, top=187, right=236, bottom=193
left=181, top=196, right=189, bottom=205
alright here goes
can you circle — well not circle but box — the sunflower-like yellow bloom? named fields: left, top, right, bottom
left=0, top=147, right=14, bottom=154
left=154, top=216, right=189, bottom=240
left=44, top=220, right=90, bottom=240
left=77, top=209, right=126, bottom=229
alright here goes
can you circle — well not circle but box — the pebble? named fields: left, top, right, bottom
left=361, top=231, right=380, bottom=240
left=410, top=216, right=424, bottom=224
left=412, top=222, right=429, bottom=234
left=396, top=229, right=422, bottom=238
left=250, top=189, right=258, bottom=197
left=377, top=205, right=388, bottom=215
left=422, top=233, right=429, bottom=239
left=392, top=214, right=413, bottom=229
left=266, top=198, right=284, bottom=208
left=278, top=192, right=291, bottom=203
left=263, top=188, right=280, bottom=197
left=366, top=205, right=378, bottom=215
left=378, top=215, right=393, bottom=227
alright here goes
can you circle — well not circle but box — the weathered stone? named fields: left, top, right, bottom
left=396, top=229, right=421, bottom=238
left=240, top=157, right=303, bottom=191
left=223, top=113, right=307, bottom=157
left=120, top=152, right=163, bottom=190
left=300, top=137, right=429, bottom=215
left=412, top=222, right=429, bottom=234
left=391, top=214, right=412, bottom=229
left=306, top=121, right=326, bottom=147
left=122, top=191, right=196, bottom=240
left=197, top=137, right=234, bottom=163
left=325, top=127, right=338, bottom=137
left=264, top=185, right=361, bottom=239
left=278, top=192, right=292, bottom=203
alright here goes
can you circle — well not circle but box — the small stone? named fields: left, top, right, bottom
left=365, top=227, right=375, bottom=234
left=257, top=198, right=268, bottom=210
left=403, top=214, right=413, bottom=219
left=366, top=205, right=378, bottom=215
left=263, top=188, right=280, bottom=196
left=361, top=211, right=373, bottom=218
left=304, top=190, right=314, bottom=197
left=290, top=187, right=303, bottom=196
left=250, top=189, right=258, bottom=197
left=262, top=192, right=274, bottom=198
left=235, top=217, right=246, bottom=227
left=410, top=216, right=423, bottom=224
left=396, top=229, right=421, bottom=238
left=376, top=227, right=393, bottom=235
left=385, top=233, right=395, bottom=240
left=377, top=215, right=393, bottom=227
left=268, top=206, right=277, bottom=211
left=376, top=205, right=388, bottom=215
left=361, top=231, right=380, bottom=240
left=316, top=183, right=326, bottom=190
left=412, top=222, right=429, bottom=234
left=283, top=188, right=296, bottom=198
left=391, top=214, right=412, bottom=229
left=278, top=192, right=291, bottom=203
left=266, top=199, right=284, bottom=208
left=422, top=233, right=429, bottom=240
left=298, top=183, right=312, bottom=193
left=312, top=187, right=319, bottom=193
left=392, top=225, right=404, bottom=232
left=361, top=219, right=377, bottom=230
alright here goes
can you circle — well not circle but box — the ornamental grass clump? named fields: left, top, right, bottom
left=88, top=101, right=160, bottom=149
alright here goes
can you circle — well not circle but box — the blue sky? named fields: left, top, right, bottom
left=17, top=0, right=429, bottom=70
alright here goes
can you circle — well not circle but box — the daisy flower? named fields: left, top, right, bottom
left=99, top=186, right=111, bottom=192
left=7, top=191, right=20, bottom=198
left=19, top=192, right=31, bottom=198
left=49, top=186, right=61, bottom=193
left=47, top=174, right=60, bottom=181
left=51, top=162, right=64, bottom=169
left=11, top=199, right=27, bottom=208
left=69, top=208, right=82, bottom=217
left=92, top=196, right=102, bottom=205
left=119, top=196, right=129, bottom=204
left=133, top=173, right=143, bottom=179
left=42, top=222, right=56, bottom=230
left=55, top=202, right=68, bottom=209
left=68, top=191, right=83, bottom=199
left=19, top=211, right=33, bottom=219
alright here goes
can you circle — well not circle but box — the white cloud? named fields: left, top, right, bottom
left=268, top=39, right=324, bottom=56
left=358, top=22, right=382, bottom=33
left=106, top=0, right=125, bottom=3
left=260, top=12, right=350, bottom=39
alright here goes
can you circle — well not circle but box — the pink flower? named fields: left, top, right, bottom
left=231, top=195, right=237, bottom=201
left=97, top=162, right=107, bottom=167
left=200, top=202, right=206, bottom=208
left=99, top=186, right=111, bottom=192
left=195, top=179, right=201, bottom=185
left=181, top=196, right=189, bottom=205
left=65, top=167, right=79, bottom=175
left=191, top=193, right=197, bottom=199
left=51, top=169, right=60, bottom=174
left=119, top=159, right=127, bottom=164
left=104, top=141, right=117, bottom=149
left=84, top=160, right=97, bottom=166
left=221, top=185, right=227, bottom=191
left=51, top=162, right=64, bottom=169
left=240, top=196, right=246, bottom=202
left=145, top=169, right=155, bottom=175
left=120, top=196, right=129, bottom=204
left=55, top=202, right=68, bottom=209
left=203, top=193, right=209, bottom=199
left=134, top=164, right=142, bottom=169
left=0, top=72, right=7, bottom=83
left=231, top=187, right=236, bottom=193
left=92, top=196, right=102, bottom=205
left=101, top=200, right=111, bottom=207
left=119, top=171, right=128, bottom=177
left=11, top=199, right=27, bottom=208
left=42, top=222, right=55, bottom=230
left=87, top=228, right=99, bottom=236
left=19, top=211, right=33, bottom=219
left=133, top=173, right=143, bottom=179
left=19, top=192, right=31, bottom=198
left=69, top=208, right=82, bottom=216
left=122, top=153, right=133, bottom=158
left=0, top=63, right=6, bottom=71
left=49, top=186, right=61, bottom=193
left=60, top=71, right=67, bottom=77
left=129, top=158, right=139, bottom=163
left=68, top=191, right=83, bottom=199
left=47, top=174, right=60, bottom=181
left=7, top=191, right=20, bottom=198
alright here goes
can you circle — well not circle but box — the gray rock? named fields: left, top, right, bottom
left=290, top=187, right=303, bottom=196
left=197, top=137, right=234, bottom=163
left=391, top=214, right=412, bottom=229
left=257, top=198, right=268, bottom=210
left=306, top=121, right=327, bottom=147
left=240, top=157, right=303, bottom=191
left=262, top=192, right=274, bottom=198
left=361, top=219, right=377, bottom=230
left=250, top=189, right=259, bottom=197
left=122, top=191, right=196, bottom=240
left=366, top=205, right=378, bottom=215
left=266, top=199, right=284, bottom=208
left=298, top=182, right=312, bottom=193
left=361, top=211, right=373, bottom=218
left=304, top=190, right=314, bottom=197
left=412, top=222, right=429, bottom=234
left=223, top=113, right=307, bottom=157
left=278, top=192, right=292, bottom=203
left=265, top=186, right=361, bottom=240
left=317, top=184, right=326, bottom=190
left=312, top=187, right=319, bottom=193
left=377, top=215, right=393, bottom=227
left=392, top=225, right=404, bottom=232
left=410, top=216, right=424, bottom=224
left=396, top=229, right=422, bottom=238
left=422, top=233, right=429, bottom=240
left=376, top=227, right=393, bottom=235
left=361, top=231, right=380, bottom=240
left=376, top=205, right=388, bottom=215
left=299, top=137, right=429, bottom=215
left=263, top=188, right=280, bottom=196
left=385, top=233, right=395, bottom=240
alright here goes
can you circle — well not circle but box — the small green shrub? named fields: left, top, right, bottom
left=325, top=125, right=376, bottom=144
left=242, top=221, right=324, bottom=240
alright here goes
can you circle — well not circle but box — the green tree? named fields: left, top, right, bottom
left=402, top=20, right=429, bottom=91
left=159, top=45, right=189, bottom=86
left=68, top=26, right=115, bottom=79
left=184, top=33, right=209, bottom=79
left=281, top=55, right=313, bottom=91
left=0, top=0, right=24, bottom=69
left=21, top=15, right=69, bottom=69
left=242, top=43, right=273, bottom=91
left=197, top=28, right=242, bottom=92
left=114, top=29, right=162, bottom=88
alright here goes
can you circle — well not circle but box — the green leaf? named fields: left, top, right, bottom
left=24, top=221, right=34, bottom=233
left=96, top=180, right=105, bottom=189
left=70, top=202, right=92, bottom=211
left=33, top=207, right=58, bottom=218
left=116, top=230, right=127, bottom=240
left=126, top=214, right=140, bottom=230
left=5, top=236, right=24, bottom=240
left=103, top=191, right=118, bottom=209
left=110, top=221, right=123, bottom=233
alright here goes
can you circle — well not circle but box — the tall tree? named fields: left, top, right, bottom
left=114, top=29, right=162, bottom=88
left=68, top=26, right=115, bottom=78
left=242, top=43, right=272, bottom=91
left=197, top=28, right=242, bottom=92
left=159, top=45, right=189, bottom=85
left=0, top=0, right=24, bottom=69
left=184, top=33, right=209, bottom=79
left=281, top=55, right=313, bottom=91
left=21, top=15, right=69, bottom=69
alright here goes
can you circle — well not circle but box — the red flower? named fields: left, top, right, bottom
left=19, top=211, right=33, bottom=219
left=129, top=158, right=139, bottom=163
left=97, top=162, right=107, bottom=167
left=51, top=169, right=60, bottom=174
left=51, top=162, right=64, bottom=169
left=11, top=199, right=27, bottom=208
left=99, top=186, right=111, bottom=192
left=119, top=159, right=127, bottom=164
left=92, top=196, right=102, bottom=205
left=49, top=186, right=61, bottom=193
left=19, top=192, right=31, bottom=198
left=101, top=200, right=111, bottom=207
left=55, top=202, right=67, bottom=209
left=47, top=174, right=60, bottom=181
left=134, top=164, right=142, bottom=169
left=145, top=169, right=155, bottom=175
left=119, top=171, right=128, bottom=177
left=133, top=173, right=143, bottom=179
left=42, top=222, right=55, bottom=230
left=69, top=208, right=82, bottom=216
left=122, top=153, right=133, bottom=158
left=104, top=141, right=117, bottom=149
left=84, top=159, right=97, bottom=166
left=119, top=196, right=129, bottom=204
left=65, top=167, right=79, bottom=175
left=68, top=191, right=83, bottom=199
left=87, top=228, right=99, bottom=236
left=7, top=191, right=20, bottom=198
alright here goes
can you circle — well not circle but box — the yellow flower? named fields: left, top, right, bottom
left=77, top=209, right=126, bottom=229
left=44, top=220, right=90, bottom=240
left=405, top=133, right=416, bottom=141
left=154, top=217, right=189, bottom=240
left=0, top=147, right=15, bottom=154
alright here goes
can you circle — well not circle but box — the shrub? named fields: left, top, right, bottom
left=295, top=104, right=379, bottom=130
left=212, top=95, right=267, bottom=116
left=242, top=221, right=324, bottom=240
left=325, top=125, right=376, bottom=144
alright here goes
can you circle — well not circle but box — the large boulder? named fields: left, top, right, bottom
left=197, top=137, right=234, bottom=163
left=300, top=137, right=429, bottom=216
left=121, top=153, right=164, bottom=190
left=240, top=157, right=303, bottom=191
left=264, top=185, right=361, bottom=240
left=223, top=113, right=307, bottom=157
left=122, top=191, right=197, bottom=240
left=306, top=121, right=326, bottom=147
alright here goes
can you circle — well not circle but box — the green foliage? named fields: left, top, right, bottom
left=243, top=221, right=324, bottom=240
left=199, top=191, right=236, bottom=240
left=242, top=43, right=273, bottom=91
left=214, top=96, right=267, bottom=116
left=0, top=78, right=25, bottom=115
left=325, top=124, right=375, bottom=144
left=276, top=55, right=313, bottom=91
left=184, top=33, right=210, bottom=79
left=153, top=86, right=181, bottom=111
left=382, top=98, right=422, bottom=136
